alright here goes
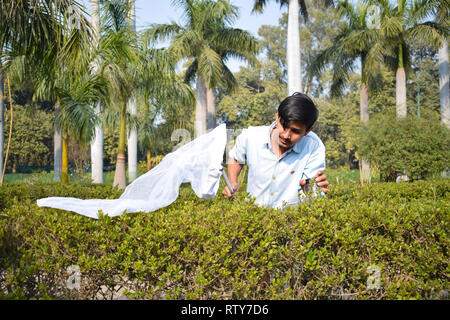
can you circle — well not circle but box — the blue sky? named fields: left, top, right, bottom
left=79, top=0, right=285, bottom=72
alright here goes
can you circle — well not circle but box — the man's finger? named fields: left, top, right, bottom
left=313, top=170, right=323, bottom=179
left=315, top=174, right=327, bottom=182
left=222, top=187, right=232, bottom=199
left=299, top=179, right=307, bottom=186
left=317, top=180, right=329, bottom=188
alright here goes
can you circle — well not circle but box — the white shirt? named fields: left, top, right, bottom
left=229, top=121, right=326, bottom=209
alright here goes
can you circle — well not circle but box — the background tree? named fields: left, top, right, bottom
left=126, top=0, right=138, bottom=182
left=309, top=0, right=381, bottom=123
left=146, top=0, right=258, bottom=137
left=406, top=0, right=449, bottom=127
left=359, top=113, right=450, bottom=181
left=2, top=107, right=53, bottom=173
left=30, top=30, right=94, bottom=184
left=98, top=0, right=140, bottom=189
left=0, top=0, right=91, bottom=182
left=252, top=0, right=335, bottom=95
left=253, top=0, right=306, bottom=95
left=309, top=0, right=381, bottom=181
left=217, top=64, right=285, bottom=129
left=90, top=0, right=105, bottom=184
left=367, top=0, right=446, bottom=119
left=55, top=67, right=108, bottom=183
left=408, top=44, right=441, bottom=119
left=100, top=0, right=194, bottom=189
left=0, top=69, right=4, bottom=180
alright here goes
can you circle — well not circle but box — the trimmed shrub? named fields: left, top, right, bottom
left=0, top=180, right=448, bottom=299
left=359, top=115, right=450, bottom=182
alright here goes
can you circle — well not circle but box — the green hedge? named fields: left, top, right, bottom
left=359, top=115, right=450, bottom=182
left=0, top=180, right=448, bottom=300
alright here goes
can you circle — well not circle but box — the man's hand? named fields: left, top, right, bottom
left=299, top=170, right=329, bottom=194
left=223, top=158, right=243, bottom=200
left=222, top=182, right=240, bottom=199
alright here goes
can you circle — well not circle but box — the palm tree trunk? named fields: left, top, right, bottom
left=206, top=87, right=216, bottom=130
left=396, top=45, right=407, bottom=118
left=287, top=0, right=302, bottom=95
left=127, top=94, right=138, bottom=181
left=147, top=150, right=151, bottom=172
left=0, top=71, right=4, bottom=180
left=439, top=37, right=449, bottom=129
left=195, top=76, right=207, bottom=138
left=360, top=81, right=371, bottom=183
left=62, top=136, right=69, bottom=184
left=360, top=82, right=369, bottom=123
left=90, top=0, right=104, bottom=183
left=396, top=68, right=407, bottom=118
left=53, top=98, right=63, bottom=182
left=113, top=103, right=127, bottom=189
left=90, top=105, right=104, bottom=183
left=127, top=0, right=138, bottom=182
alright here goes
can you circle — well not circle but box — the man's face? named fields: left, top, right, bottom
left=275, top=112, right=312, bottom=150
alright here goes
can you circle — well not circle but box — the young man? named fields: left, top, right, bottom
left=223, top=92, right=329, bottom=208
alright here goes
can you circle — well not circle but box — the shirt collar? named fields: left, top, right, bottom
left=266, top=121, right=301, bottom=154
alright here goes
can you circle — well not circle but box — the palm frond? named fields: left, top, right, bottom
left=142, top=23, right=183, bottom=47
left=251, top=0, right=268, bottom=14
left=197, top=46, right=223, bottom=86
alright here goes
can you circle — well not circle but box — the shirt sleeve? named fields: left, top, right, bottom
left=302, top=139, right=326, bottom=180
left=228, top=128, right=248, bottom=164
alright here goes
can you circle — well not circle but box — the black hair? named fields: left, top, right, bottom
left=277, top=92, right=319, bottom=130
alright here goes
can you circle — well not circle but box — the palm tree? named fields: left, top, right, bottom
left=367, top=0, right=445, bottom=119
left=100, top=0, right=194, bottom=189
left=126, top=0, right=139, bottom=182
left=309, top=0, right=379, bottom=182
left=309, top=1, right=379, bottom=123
left=439, top=37, right=449, bottom=128
left=146, top=0, right=258, bottom=137
left=0, top=0, right=91, bottom=182
left=56, top=69, right=108, bottom=183
left=396, top=0, right=449, bottom=127
left=139, top=97, right=191, bottom=172
left=424, top=0, right=449, bottom=128
left=0, top=69, right=4, bottom=179
left=97, top=0, right=139, bottom=189
left=90, top=0, right=105, bottom=184
left=252, top=0, right=335, bottom=95
left=31, top=37, right=104, bottom=184
left=435, top=2, right=449, bottom=129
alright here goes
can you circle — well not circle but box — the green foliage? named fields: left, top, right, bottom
left=3, top=106, right=53, bottom=171
left=0, top=180, right=448, bottom=299
left=217, top=65, right=285, bottom=129
left=137, top=156, right=164, bottom=175
left=407, top=47, right=441, bottom=117
left=314, top=96, right=360, bottom=169
left=359, top=114, right=450, bottom=181
left=103, top=126, right=119, bottom=167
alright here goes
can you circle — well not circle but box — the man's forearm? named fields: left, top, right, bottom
left=227, top=157, right=243, bottom=188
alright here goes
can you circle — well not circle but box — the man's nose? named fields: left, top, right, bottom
left=281, top=128, right=291, bottom=139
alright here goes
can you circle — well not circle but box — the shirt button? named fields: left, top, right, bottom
left=270, top=192, right=274, bottom=196
left=272, top=176, right=276, bottom=180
